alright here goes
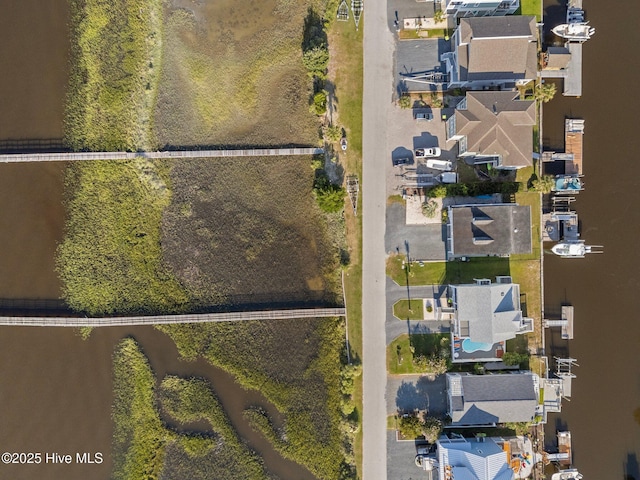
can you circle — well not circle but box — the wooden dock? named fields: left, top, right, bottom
left=544, top=305, right=574, bottom=339
left=0, top=147, right=324, bottom=164
left=564, top=119, right=584, bottom=175
left=0, top=307, right=346, bottom=327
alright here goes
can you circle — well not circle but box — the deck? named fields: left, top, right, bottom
left=544, top=305, right=574, bottom=340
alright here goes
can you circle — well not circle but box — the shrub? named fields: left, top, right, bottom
left=428, top=184, right=447, bottom=198
left=413, top=354, right=448, bottom=374
left=303, top=46, right=330, bottom=79
left=422, top=199, right=439, bottom=218
left=398, top=415, right=423, bottom=439
left=310, top=91, right=328, bottom=115
left=398, top=94, right=411, bottom=109
left=422, top=417, right=443, bottom=443
left=502, top=351, right=530, bottom=368
left=531, top=174, right=555, bottom=193
left=324, top=124, right=342, bottom=143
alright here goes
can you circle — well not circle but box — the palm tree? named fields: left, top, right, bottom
left=535, top=82, right=557, bottom=103
left=433, top=9, right=445, bottom=24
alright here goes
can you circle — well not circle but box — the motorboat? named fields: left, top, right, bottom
left=552, top=23, right=595, bottom=41
left=551, top=469, right=583, bottom=480
left=551, top=240, right=602, bottom=258
left=425, top=159, right=453, bottom=171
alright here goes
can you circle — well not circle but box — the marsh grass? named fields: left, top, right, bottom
left=112, top=338, right=268, bottom=480
left=65, top=0, right=162, bottom=151
left=154, top=0, right=324, bottom=147
left=112, top=338, right=173, bottom=480
left=56, top=161, right=189, bottom=316
left=158, top=317, right=354, bottom=479
left=161, top=156, right=342, bottom=309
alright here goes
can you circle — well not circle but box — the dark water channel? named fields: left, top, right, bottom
left=0, top=327, right=316, bottom=480
left=0, top=2, right=316, bottom=479
left=542, top=1, right=640, bottom=478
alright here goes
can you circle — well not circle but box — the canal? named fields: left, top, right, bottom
left=543, top=0, right=640, bottom=478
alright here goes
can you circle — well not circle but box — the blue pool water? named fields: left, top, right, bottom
left=461, top=338, right=493, bottom=353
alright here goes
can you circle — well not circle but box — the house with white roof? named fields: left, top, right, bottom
left=448, top=277, right=534, bottom=362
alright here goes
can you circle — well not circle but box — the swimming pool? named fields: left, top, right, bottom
left=461, top=338, right=493, bottom=353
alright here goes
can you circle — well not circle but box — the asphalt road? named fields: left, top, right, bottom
left=362, top=3, right=395, bottom=479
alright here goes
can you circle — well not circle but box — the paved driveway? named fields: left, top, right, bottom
left=385, top=202, right=447, bottom=261
left=386, top=374, right=447, bottom=417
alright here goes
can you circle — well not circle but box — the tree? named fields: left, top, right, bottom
left=421, top=199, right=439, bottom=218
left=535, top=82, right=557, bottom=103
left=398, top=94, right=411, bottom=109
left=310, top=91, right=327, bottom=115
left=315, top=184, right=345, bottom=213
left=422, top=417, right=443, bottom=443
left=502, top=351, right=530, bottom=368
left=398, top=415, right=423, bottom=439
left=302, top=46, right=329, bottom=79
left=433, top=10, right=445, bottom=24
left=531, top=174, right=555, bottom=193
left=324, top=124, right=342, bottom=143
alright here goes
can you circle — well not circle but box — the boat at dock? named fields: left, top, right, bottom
left=552, top=23, right=595, bottom=42
left=551, top=468, right=583, bottom=480
left=551, top=240, right=602, bottom=258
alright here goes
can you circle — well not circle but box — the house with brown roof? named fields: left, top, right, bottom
left=441, top=16, right=537, bottom=90
left=446, top=91, right=535, bottom=169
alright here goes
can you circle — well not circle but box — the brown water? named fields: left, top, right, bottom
left=543, top=1, right=640, bottom=478
left=0, top=327, right=316, bottom=480
left=0, top=0, right=70, bottom=300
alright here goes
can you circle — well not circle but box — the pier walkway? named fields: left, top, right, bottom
left=0, top=147, right=324, bottom=164
left=0, top=307, right=346, bottom=327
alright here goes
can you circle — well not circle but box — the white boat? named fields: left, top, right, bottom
left=551, top=240, right=603, bottom=258
left=551, top=469, right=583, bottom=480
left=425, top=159, right=453, bottom=171
left=552, top=23, right=595, bottom=41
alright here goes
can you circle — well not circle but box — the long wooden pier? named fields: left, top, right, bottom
left=0, top=307, right=346, bottom=327
left=0, top=147, right=324, bottom=164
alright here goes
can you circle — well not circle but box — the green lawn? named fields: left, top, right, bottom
left=518, top=0, right=542, bottom=20
left=386, top=255, right=510, bottom=287
left=387, top=334, right=449, bottom=375
left=393, top=299, right=424, bottom=320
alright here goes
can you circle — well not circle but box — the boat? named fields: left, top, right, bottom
left=552, top=23, right=595, bottom=41
left=425, top=159, right=453, bottom=171
left=551, top=240, right=603, bottom=258
left=340, top=137, right=347, bottom=151
left=551, top=469, right=583, bottom=480
left=351, top=0, right=363, bottom=29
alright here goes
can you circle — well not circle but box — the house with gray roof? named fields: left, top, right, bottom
left=448, top=277, right=533, bottom=363
left=446, top=91, right=535, bottom=169
left=447, top=372, right=539, bottom=426
left=437, top=435, right=516, bottom=480
left=447, top=203, right=532, bottom=258
left=441, top=16, right=537, bottom=90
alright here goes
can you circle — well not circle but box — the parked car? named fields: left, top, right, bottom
left=414, top=111, right=433, bottom=121
left=414, top=147, right=441, bottom=158
left=392, top=157, right=411, bottom=167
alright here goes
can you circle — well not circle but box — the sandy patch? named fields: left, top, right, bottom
left=405, top=193, right=442, bottom=225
